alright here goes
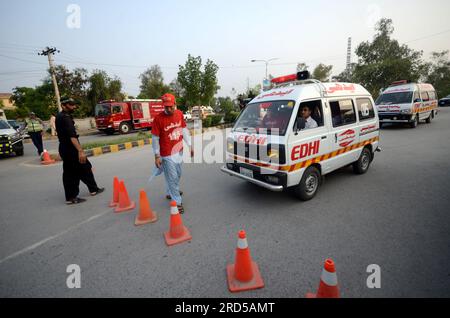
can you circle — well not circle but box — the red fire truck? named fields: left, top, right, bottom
left=95, top=99, right=165, bottom=134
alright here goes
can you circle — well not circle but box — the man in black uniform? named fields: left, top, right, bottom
left=56, top=97, right=104, bottom=204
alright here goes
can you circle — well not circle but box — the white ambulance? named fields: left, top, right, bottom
left=221, top=71, right=380, bottom=200
left=375, top=80, right=438, bottom=128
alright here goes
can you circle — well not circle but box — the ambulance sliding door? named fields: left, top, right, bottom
left=327, top=99, right=360, bottom=171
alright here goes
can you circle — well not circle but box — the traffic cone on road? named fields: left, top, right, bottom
left=226, top=230, right=264, bottom=293
left=306, top=259, right=340, bottom=298
left=135, top=189, right=158, bottom=225
left=114, top=180, right=136, bottom=213
left=164, top=201, right=192, bottom=246
left=41, top=149, right=55, bottom=165
left=109, top=176, right=120, bottom=207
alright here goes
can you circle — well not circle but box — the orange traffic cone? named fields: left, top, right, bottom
left=41, top=149, right=55, bottom=165
left=135, top=189, right=158, bottom=225
left=164, top=201, right=192, bottom=246
left=226, top=230, right=264, bottom=293
left=114, top=180, right=136, bottom=213
left=306, top=259, right=340, bottom=298
left=109, top=176, right=120, bottom=207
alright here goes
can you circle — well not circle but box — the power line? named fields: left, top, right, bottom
left=0, top=53, right=47, bottom=65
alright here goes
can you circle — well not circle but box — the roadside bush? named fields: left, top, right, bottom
left=202, top=116, right=212, bottom=128
left=210, top=114, right=223, bottom=126
left=224, top=111, right=240, bottom=123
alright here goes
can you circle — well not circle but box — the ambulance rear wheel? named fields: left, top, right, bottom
left=425, top=112, right=432, bottom=123
left=293, top=166, right=321, bottom=201
left=353, top=147, right=372, bottom=174
left=119, top=122, right=132, bottom=134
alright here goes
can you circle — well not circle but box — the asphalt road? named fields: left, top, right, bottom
left=0, top=109, right=449, bottom=297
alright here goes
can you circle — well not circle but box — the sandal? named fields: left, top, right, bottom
left=166, top=191, right=183, bottom=200
left=90, top=187, right=105, bottom=196
left=66, top=197, right=86, bottom=205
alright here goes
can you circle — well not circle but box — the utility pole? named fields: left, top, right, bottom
left=39, top=47, right=62, bottom=112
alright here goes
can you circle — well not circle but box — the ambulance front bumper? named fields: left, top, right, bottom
left=379, top=113, right=413, bottom=122
left=220, top=165, right=284, bottom=192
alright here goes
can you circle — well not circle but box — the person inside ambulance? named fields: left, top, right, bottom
left=261, top=104, right=290, bottom=134
left=298, top=104, right=318, bottom=130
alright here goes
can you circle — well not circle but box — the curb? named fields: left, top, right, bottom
left=84, top=138, right=152, bottom=158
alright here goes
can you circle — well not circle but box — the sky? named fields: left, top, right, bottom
left=1, top=0, right=450, bottom=99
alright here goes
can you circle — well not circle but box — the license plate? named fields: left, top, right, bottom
left=240, top=167, right=253, bottom=179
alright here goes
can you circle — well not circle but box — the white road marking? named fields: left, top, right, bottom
left=0, top=210, right=110, bottom=265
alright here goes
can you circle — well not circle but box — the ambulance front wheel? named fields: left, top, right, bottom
left=353, top=147, right=372, bottom=175
left=293, top=166, right=321, bottom=201
left=409, top=115, right=419, bottom=128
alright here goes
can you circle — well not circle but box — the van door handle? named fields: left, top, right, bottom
left=334, top=133, right=338, bottom=143
left=321, top=136, right=327, bottom=139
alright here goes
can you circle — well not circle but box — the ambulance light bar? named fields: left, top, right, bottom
left=390, top=80, right=410, bottom=86
left=271, top=71, right=311, bottom=84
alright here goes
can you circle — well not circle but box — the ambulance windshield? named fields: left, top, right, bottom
left=375, top=92, right=413, bottom=105
left=234, top=100, right=295, bottom=136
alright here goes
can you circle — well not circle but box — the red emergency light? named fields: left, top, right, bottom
left=271, top=71, right=311, bottom=84
left=390, top=80, right=409, bottom=86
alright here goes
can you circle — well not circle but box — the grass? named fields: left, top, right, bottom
left=82, top=132, right=152, bottom=150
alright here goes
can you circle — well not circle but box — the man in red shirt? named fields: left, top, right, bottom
left=152, top=93, right=193, bottom=214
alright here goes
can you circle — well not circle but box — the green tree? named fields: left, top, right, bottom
left=217, top=97, right=234, bottom=114
left=138, top=65, right=169, bottom=99
left=333, top=63, right=356, bottom=82
left=177, top=55, right=220, bottom=107
left=177, top=55, right=203, bottom=106
left=10, top=84, right=55, bottom=120
left=200, top=59, right=220, bottom=105
left=312, top=63, right=333, bottom=81
left=86, top=70, right=124, bottom=116
left=353, top=18, right=427, bottom=98
left=425, top=51, right=450, bottom=99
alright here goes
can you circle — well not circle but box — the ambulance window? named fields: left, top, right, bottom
left=428, top=91, right=436, bottom=100
left=356, top=98, right=375, bottom=121
left=329, top=99, right=356, bottom=128
left=294, top=100, right=324, bottom=129
left=414, top=91, right=420, bottom=101
left=421, top=91, right=429, bottom=101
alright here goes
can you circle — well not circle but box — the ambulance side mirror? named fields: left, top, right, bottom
left=295, top=117, right=306, bottom=134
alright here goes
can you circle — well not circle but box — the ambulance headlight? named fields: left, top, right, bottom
left=400, top=109, right=411, bottom=114
left=227, top=139, right=234, bottom=152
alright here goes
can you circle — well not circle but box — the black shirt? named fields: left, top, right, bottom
left=55, top=111, right=79, bottom=157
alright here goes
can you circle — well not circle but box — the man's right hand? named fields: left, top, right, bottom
left=155, top=156, right=162, bottom=169
left=78, top=150, right=87, bottom=164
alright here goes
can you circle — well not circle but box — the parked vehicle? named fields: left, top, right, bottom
left=0, top=119, right=24, bottom=156
left=95, top=99, right=165, bottom=134
left=7, top=120, right=29, bottom=139
left=221, top=71, right=380, bottom=201
left=192, top=106, right=215, bottom=119
left=183, top=111, right=193, bottom=121
left=438, top=95, right=450, bottom=107
left=375, top=81, right=438, bottom=128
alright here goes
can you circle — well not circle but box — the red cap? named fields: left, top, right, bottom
left=161, top=93, right=176, bottom=106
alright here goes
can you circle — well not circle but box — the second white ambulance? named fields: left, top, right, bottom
left=221, top=71, right=380, bottom=200
left=375, top=80, right=438, bottom=128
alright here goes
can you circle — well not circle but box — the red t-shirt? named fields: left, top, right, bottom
left=152, top=110, right=187, bottom=157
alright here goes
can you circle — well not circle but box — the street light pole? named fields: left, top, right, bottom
left=251, top=58, right=279, bottom=80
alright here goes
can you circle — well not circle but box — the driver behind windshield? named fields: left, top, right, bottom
left=261, top=105, right=289, bottom=134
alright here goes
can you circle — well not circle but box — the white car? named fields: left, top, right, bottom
left=183, top=111, right=192, bottom=121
